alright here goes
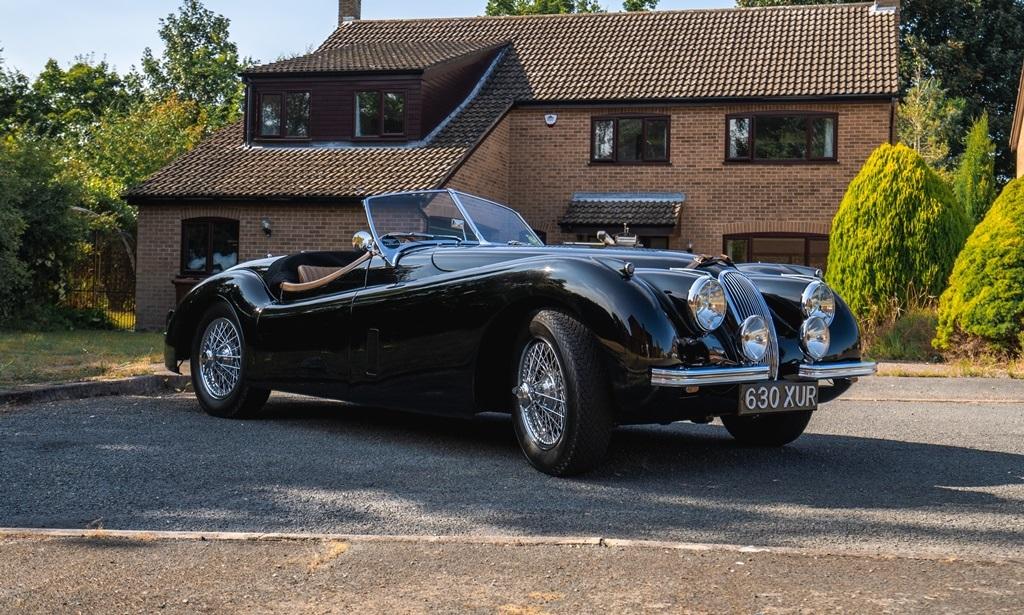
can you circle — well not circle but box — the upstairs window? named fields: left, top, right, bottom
left=356, top=91, right=406, bottom=137
left=181, top=218, right=239, bottom=276
left=727, top=113, right=836, bottom=162
left=258, top=91, right=310, bottom=139
left=285, top=92, right=310, bottom=137
left=592, top=116, right=669, bottom=163
left=260, top=94, right=281, bottom=137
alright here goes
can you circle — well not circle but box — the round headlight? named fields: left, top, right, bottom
left=800, top=316, right=831, bottom=360
left=801, top=281, right=836, bottom=325
left=687, top=277, right=727, bottom=332
left=739, top=315, right=769, bottom=362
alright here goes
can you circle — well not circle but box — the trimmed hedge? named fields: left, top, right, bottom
left=935, top=178, right=1024, bottom=353
left=826, top=143, right=971, bottom=318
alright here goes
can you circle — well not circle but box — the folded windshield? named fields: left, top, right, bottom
left=363, top=190, right=543, bottom=263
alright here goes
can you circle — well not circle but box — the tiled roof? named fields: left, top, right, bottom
left=560, top=193, right=683, bottom=227
left=320, top=3, right=898, bottom=100
left=127, top=3, right=898, bottom=202
left=244, top=40, right=507, bottom=74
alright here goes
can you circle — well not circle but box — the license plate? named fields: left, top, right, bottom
left=738, top=382, right=818, bottom=415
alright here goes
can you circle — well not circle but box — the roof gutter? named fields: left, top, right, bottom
left=512, top=94, right=898, bottom=108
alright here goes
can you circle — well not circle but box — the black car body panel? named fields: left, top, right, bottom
left=166, top=192, right=870, bottom=424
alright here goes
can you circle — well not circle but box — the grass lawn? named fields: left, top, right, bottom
left=863, top=307, right=1024, bottom=378
left=0, top=330, right=164, bottom=388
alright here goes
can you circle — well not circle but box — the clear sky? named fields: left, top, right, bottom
left=0, top=0, right=735, bottom=77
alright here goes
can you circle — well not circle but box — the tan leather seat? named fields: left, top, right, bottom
left=280, top=252, right=371, bottom=294
left=297, top=265, right=343, bottom=284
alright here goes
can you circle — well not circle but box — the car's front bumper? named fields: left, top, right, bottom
left=164, top=342, right=179, bottom=373
left=651, top=360, right=877, bottom=387
left=797, top=361, right=877, bottom=379
left=651, top=365, right=771, bottom=387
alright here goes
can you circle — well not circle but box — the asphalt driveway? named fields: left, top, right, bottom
left=1, top=377, right=1022, bottom=558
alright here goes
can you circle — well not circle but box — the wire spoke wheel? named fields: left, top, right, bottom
left=515, top=338, right=568, bottom=450
left=198, top=317, right=242, bottom=399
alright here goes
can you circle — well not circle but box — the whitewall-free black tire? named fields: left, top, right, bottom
left=190, top=302, right=270, bottom=419
left=511, top=310, right=613, bottom=476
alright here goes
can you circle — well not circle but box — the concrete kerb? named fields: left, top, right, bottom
left=1, top=527, right=1020, bottom=564
left=0, top=374, right=190, bottom=407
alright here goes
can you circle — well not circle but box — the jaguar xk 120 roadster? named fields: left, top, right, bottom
left=165, top=189, right=875, bottom=475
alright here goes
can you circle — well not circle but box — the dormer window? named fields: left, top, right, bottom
left=355, top=91, right=406, bottom=137
left=258, top=91, right=310, bottom=139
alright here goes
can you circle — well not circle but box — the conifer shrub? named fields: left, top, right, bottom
left=935, top=178, right=1024, bottom=354
left=953, top=112, right=996, bottom=224
left=826, top=143, right=971, bottom=319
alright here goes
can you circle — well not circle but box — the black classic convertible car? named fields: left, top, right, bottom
left=165, top=189, right=875, bottom=475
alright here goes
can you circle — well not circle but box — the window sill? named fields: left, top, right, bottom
left=253, top=137, right=312, bottom=143
left=588, top=161, right=672, bottom=167
left=723, top=159, right=839, bottom=166
left=351, top=135, right=410, bottom=143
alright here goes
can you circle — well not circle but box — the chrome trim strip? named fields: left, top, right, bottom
left=651, top=365, right=771, bottom=387
left=719, top=270, right=780, bottom=379
left=798, top=361, right=877, bottom=379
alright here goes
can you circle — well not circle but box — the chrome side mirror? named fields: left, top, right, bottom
left=353, top=231, right=375, bottom=253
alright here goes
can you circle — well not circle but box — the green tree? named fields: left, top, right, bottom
left=952, top=112, right=997, bottom=224
left=0, top=50, right=38, bottom=131
left=826, top=143, right=971, bottom=319
left=27, top=57, right=140, bottom=138
left=0, top=131, right=86, bottom=323
left=623, top=0, right=658, bottom=10
left=141, top=0, right=250, bottom=128
left=485, top=0, right=603, bottom=15
left=901, top=0, right=1024, bottom=182
left=897, top=71, right=964, bottom=170
left=63, top=95, right=207, bottom=266
left=935, top=177, right=1024, bottom=354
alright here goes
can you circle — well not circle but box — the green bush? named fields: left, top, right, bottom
left=953, top=112, right=997, bottom=224
left=0, top=304, right=115, bottom=332
left=935, top=178, right=1024, bottom=354
left=0, top=131, right=86, bottom=324
left=826, top=143, right=971, bottom=319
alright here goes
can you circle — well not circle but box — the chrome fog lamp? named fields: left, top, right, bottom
left=687, top=276, right=727, bottom=332
left=739, top=315, right=769, bottom=362
left=801, top=280, right=836, bottom=325
left=801, top=316, right=831, bottom=360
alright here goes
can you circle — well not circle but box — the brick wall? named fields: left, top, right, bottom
left=1018, top=135, right=1024, bottom=178
left=135, top=202, right=367, bottom=330
left=448, top=101, right=892, bottom=252
left=445, top=113, right=511, bottom=203
left=136, top=100, right=891, bottom=330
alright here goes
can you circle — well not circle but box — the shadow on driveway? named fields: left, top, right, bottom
left=1, top=393, right=1022, bottom=556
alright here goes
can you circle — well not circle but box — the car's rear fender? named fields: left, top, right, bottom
left=165, top=270, right=275, bottom=370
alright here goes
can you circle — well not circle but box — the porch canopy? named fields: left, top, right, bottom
left=559, top=192, right=684, bottom=235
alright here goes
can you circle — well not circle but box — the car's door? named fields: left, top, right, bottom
left=346, top=250, right=481, bottom=415
left=250, top=258, right=368, bottom=392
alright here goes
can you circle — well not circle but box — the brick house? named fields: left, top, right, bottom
left=1012, top=62, right=1024, bottom=177
left=127, top=0, right=900, bottom=330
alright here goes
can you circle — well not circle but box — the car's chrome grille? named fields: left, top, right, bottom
left=718, top=270, right=779, bottom=379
